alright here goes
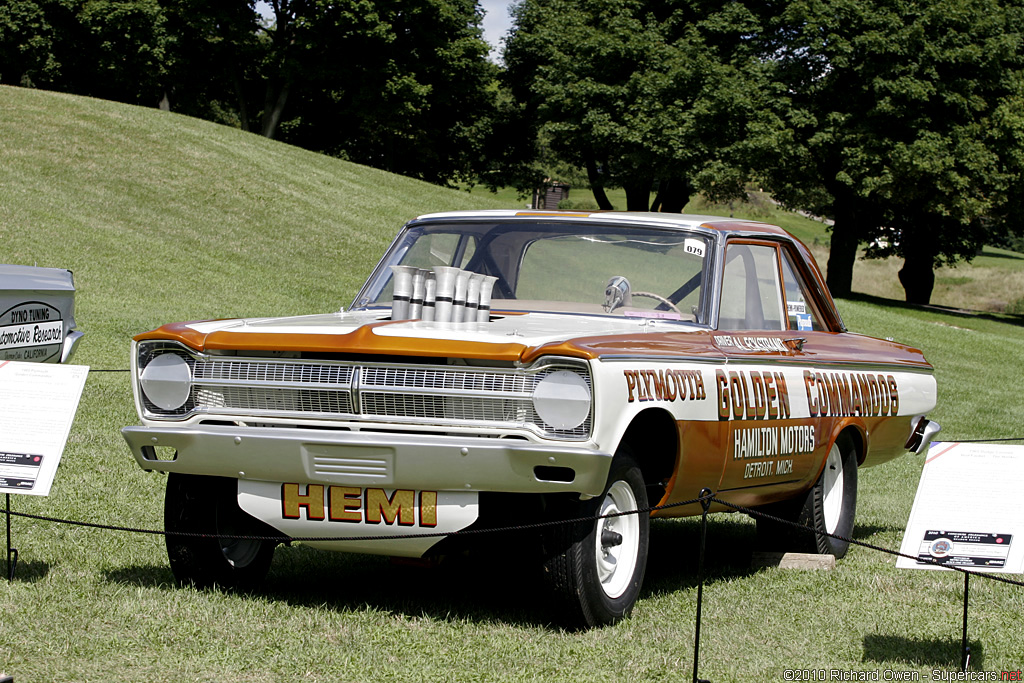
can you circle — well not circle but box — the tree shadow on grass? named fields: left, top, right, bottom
left=842, top=291, right=1024, bottom=328
left=978, top=250, right=1024, bottom=262
left=862, top=634, right=983, bottom=669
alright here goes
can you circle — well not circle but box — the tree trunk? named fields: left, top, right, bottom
left=653, top=177, right=691, bottom=213
left=585, top=157, right=614, bottom=210
left=624, top=178, right=653, bottom=211
left=260, top=81, right=290, bottom=139
left=825, top=218, right=859, bottom=299
left=898, top=237, right=936, bottom=305
left=232, top=70, right=251, bottom=133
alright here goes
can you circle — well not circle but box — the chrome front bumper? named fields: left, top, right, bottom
left=122, top=425, right=613, bottom=496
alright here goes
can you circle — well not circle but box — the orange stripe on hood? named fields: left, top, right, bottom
left=135, top=320, right=533, bottom=361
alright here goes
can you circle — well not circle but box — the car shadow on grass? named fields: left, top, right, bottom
left=265, top=541, right=567, bottom=629
left=103, top=563, right=177, bottom=589
left=851, top=522, right=906, bottom=541
left=862, top=634, right=983, bottom=669
left=642, top=515, right=762, bottom=595
left=100, top=515, right=767, bottom=629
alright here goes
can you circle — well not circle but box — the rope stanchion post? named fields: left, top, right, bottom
left=961, top=572, right=970, bottom=671
left=692, top=487, right=713, bottom=683
left=5, top=493, right=16, bottom=582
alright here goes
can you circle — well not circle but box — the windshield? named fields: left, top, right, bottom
left=354, top=220, right=714, bottom=323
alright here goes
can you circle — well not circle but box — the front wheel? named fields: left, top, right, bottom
left=164, top=473, right=282, bottom=591
left=542, top=452, right=649, bottom=628
left=756, top=432, right=858, bottom=557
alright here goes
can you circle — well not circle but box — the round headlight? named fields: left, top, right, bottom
left=532, top=370, right=591, bottom=430
left=140, top=353, right=192, bottom=411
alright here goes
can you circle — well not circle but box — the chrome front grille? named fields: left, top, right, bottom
left=194, top=385, right=355, bottom=415
left=360, top=366, right=531, bottom=394
left=141, top=351, right=591, bottom=439
left=194, top=361, right=354, bottom=387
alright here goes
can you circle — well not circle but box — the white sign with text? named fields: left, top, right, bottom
left=0, top=360, right=88, bottom=496
left=898, top=442, right=1024, bottom=574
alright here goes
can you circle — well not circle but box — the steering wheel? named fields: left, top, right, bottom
left=632, top=291, right=682, bottom=316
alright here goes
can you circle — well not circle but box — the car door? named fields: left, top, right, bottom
left=713, top=239, right=832, bottom=504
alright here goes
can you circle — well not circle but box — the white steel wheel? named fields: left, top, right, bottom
left=594, top=480, right=641, bottom=599
left=541, top=450, right=650, bottom=629
left=821, top=442, right=845, bottom=534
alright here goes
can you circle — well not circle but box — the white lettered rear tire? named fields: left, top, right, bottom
left=756, top=432, right=858, bottom=557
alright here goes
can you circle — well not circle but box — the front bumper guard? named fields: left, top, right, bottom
left=122, top=424, right=613, bottom=497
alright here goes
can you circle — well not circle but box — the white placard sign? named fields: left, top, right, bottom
left=0, top=360, right=88, bottom=497
left=897, top=442, right=1024, bottom=574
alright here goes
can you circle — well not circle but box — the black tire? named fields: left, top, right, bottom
left=756, top=432, right=858, bottom=557
left=164, top=473, right=281, bottom=591
left=542, top=451, right=649, bottom=628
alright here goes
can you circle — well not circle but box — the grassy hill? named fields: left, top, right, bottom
left=0, top=85, right=509, bottom=364
left=1, top=86, right=1022, bottom=681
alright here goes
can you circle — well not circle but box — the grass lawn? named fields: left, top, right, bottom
left=1, top=86, right=1022, bottom=682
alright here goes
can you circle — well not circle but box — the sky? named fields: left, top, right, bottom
left=256, top=1, right=516, bottom=63
left=479, top=0, right=516, bottom=62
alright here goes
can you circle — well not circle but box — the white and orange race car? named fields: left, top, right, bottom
left=122, top=211, right=939, bottom=627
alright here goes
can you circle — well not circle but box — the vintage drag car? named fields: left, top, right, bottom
left=0, top=264, right=83, bottom=364
left=122, top=211, right=939, bottom=627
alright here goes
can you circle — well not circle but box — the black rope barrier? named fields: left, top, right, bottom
left=712, top=496, right=1024, bottom=589
left=4, top=489, right=1021, bottom=588
left=0, top=494, right=707, bottom=545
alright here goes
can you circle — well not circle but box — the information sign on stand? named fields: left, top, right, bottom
left=898, top=442, right=1024, bottom=670
left=0, top=360, right=89, bottom=580
left=898, top=442, right=1024, bottom=575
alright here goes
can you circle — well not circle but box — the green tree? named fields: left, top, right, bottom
left=503, top=0, right=774, bottom=211
left=261, top=0, right=496, bottom=184
left=0, top=0, right=171, bottom=105
left=761, top=0, right=1024, bottom=303
left=0, top=0, right=60, bottom=87
left=160, top=0, right=260, bottom=126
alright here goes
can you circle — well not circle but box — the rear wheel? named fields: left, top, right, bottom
left=542, top=451, right=649, bottom=628
left=756, top=433, right=858, bottom=557
left=165, top=473, right=281, bottom=590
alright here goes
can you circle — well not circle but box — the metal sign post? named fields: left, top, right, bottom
left=5, top=493, right=15, bottom=581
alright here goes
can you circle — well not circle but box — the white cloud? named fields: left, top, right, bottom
left=479, top=0, right=515, bottom=63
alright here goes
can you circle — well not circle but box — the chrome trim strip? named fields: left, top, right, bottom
left=351, top=365, right=361, bottom=414
left=594, top=354, right=932, bottom=373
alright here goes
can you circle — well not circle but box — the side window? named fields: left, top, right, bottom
left=719, top=243, right=785, bottom=330
left=780, top=250, right=825, bottom=332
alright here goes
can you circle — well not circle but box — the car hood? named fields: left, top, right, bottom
left=136, top=310, right=712, bottom=363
